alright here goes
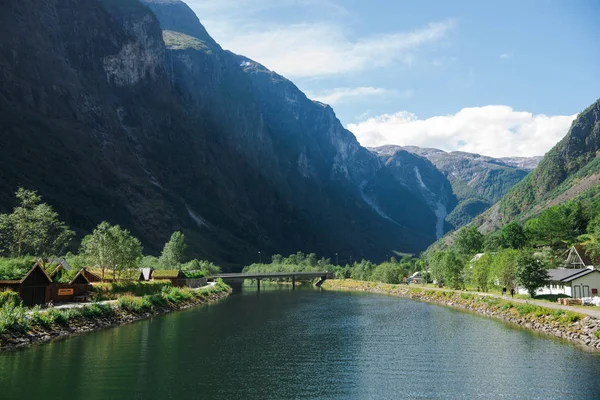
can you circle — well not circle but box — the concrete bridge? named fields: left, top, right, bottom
left=208, top=271, right=334, bottom=289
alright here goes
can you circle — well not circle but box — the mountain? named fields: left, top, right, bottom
left=0, top=0, right=445, bottom=266
left=369, top=149, right=457, bottom=238
left=370, top=145, right=539, bottom=228
left=490, top=98, right=600, bottom=228
left=426, top=98, right=600, bottom=252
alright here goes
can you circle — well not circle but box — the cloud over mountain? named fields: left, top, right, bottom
left=348, top=106, right=577, bottom=158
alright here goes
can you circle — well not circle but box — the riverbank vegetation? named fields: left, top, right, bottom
left=0, top=189, right=222, bottom=283
left=0, top=280, right=230, bottom=341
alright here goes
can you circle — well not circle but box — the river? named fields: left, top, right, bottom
left=1, top=284, right=600, bottom=399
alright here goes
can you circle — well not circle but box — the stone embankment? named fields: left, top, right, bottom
left=323, top=280, right=600, bottom=351
left=0, top=287, right=231, bottom=352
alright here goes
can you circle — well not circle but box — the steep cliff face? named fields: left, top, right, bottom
left=0, top=0, right=273, bottom=265
left=143, top=0, right=441, bottom=256
left=0, top=0, right=446, bottom=266
left=370, top=148, right=457, bottom=238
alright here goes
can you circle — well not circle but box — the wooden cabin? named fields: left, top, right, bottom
left=51, top=269, right=92, bottom=303
left=0, top=262, right=52, bottom=306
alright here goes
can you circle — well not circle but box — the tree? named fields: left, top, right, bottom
left=490, top=248, right=519, bottom=289
left=371, top=262, right=403, bottom=284
left=516, top=252, right=550, bottom=297
left=0, top=188, right=73, bottom=259
left=525, top=206, right=570, bottom=245
left=427, top=251, right=465, bottom=289
left=428, top=251, right=447, bottom=286
left=569, top=201, right=587, bottom=237
left=80, top=222, right=142, bottom=281
left=443, top=251, right=465, bottom=289
left=454, top=225, right=484, bottom=256
left=159, top=231, right=187, bottom=267
left=181, top=259, right=221, bottom=275
left=483, top=232, right=505, bottom=252
left=471, top=253, right=492, bottom=292
left=501, top=222, right=527, bottom=249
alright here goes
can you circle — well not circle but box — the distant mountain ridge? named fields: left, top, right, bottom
left=370, top=145, right=540, bottom=229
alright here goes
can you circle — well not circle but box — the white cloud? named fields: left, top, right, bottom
left=347, top=106, right=577, bottom=157
left=306, top=87, right=410, bottom=105
left=500, top=53, right=512, bottom=59
left=199, top=19, right=456, bottom=78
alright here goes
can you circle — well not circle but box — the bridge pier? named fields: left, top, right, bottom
left=292, top=276, right=296, bottom=289
left=315, top=275, right=327, bottom=287
left=257, top=277, right=261, bottom=291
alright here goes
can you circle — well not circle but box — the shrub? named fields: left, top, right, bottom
left=79, top=302, right=113, bottom=318
left=117, top=295, right=152, bottom=313
left=47, top=308, right=69, bottom=325
left=161, top=286, right=193, bottom=303
left=515, top=303, right=540, bottom=316
left=183, top=270, right=205, bottom=279
left=92, top=281, right=173, bottom=299
left=559, top=311, right=582, bottom=324
left=0, top=290, right=21, bottom=307
left=0, top=302, right=29, bottom=333
left=31, top=305, right=53, bottom=328
left=594, top=330, right=600, bottom=340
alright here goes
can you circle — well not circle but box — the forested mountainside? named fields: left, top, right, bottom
left=0, top=0, right=450, bottom=267
left=371, top=145, right=539, bottom=229
left=427, top=98, right=600, bottom=253
left=496, top=99, right=600, bottom=225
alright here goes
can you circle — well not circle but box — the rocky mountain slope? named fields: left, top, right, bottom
left=0, top=0, right=448, bottom=266
left=371, top=145, right=539, bottom=228
left=427, top=98, right=600, bottom=252
left=493, top=98, right=600, bottom=227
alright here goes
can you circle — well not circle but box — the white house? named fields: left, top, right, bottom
left=516, top=245, right=600, bottom=298
left=407, top=271, right=424, bottom=284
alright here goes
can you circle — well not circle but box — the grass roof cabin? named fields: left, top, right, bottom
left=0, top=262, right=52, bottom=306
left=151, top=270, right=185, bottom=287
left=51, top=269, right=92, bottom=303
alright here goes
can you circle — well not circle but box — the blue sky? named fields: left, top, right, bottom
left=186, top=0, right=600, bottom=157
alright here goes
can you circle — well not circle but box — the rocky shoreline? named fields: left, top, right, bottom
left=323, top=280, right=600, bottom=351
left=0, top=288, right=231, bottom=352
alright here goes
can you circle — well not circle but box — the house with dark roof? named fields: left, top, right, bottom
left=517, top=267, right=600, bottom=298
left=565, top=245, right=599, bottom=268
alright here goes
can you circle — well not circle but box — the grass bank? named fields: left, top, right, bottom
left=323, top=279, right=600, bottom=351
left=0, top=280, right=231, bottom=352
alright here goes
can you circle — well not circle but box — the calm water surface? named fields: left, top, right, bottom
left=1, top=284, right=600, bottom=399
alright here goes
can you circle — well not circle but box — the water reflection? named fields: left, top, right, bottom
left=1, top=285, right=599, bottom=399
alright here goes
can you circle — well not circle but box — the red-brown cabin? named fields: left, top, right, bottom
left=0, top=262, right=52, bottom=306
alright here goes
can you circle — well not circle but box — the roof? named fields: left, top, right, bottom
left=49, top=258, right=72, bottom=271
left=69, top=269, right=90, bottom=285
left=569, top=245, right=600, bottom=266
left=140, top=268, right=153, bottom=281
left=20, top=262, right=52, bottom=284
left=470, top=253, right=485, bottom=262
left=152, top=269, right=183, bottom=279
left=547, top=268, right=597, bottom=282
